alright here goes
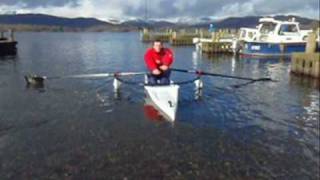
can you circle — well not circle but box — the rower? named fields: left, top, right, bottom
left=144, top=39, right=174, bottom=85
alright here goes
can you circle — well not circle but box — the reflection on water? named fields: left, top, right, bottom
left=144, top=96, right=167, bottom=122
left=0, top=32, right=319, bottom=179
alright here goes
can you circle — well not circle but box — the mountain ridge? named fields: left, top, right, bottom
left=0, top=13, right=318, bottom=32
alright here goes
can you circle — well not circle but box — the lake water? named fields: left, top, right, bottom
left=0, top=32, right=319, bottom=179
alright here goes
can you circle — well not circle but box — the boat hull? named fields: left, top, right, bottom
left=241, top=41, right=307, bottom=57
left=0, top=41, right=17, bottom=56
left=144, top=84, right=179, bottom=121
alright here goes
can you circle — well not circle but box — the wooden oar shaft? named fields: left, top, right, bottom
left=172, top=68, right=272, bottom=81
left=44, top=72, right=146, bottom=80
left=25, top=72, right=146, bottom=85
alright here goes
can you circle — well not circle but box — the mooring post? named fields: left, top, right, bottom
left=0, top=31, right=4, bottom=39
left=195, top=28, right=199, bottom=35
left=172, top=31, right=177, bottom=40
left=211, top=32, right=215, bottom=42
left=8, top=29, right=14, bottom=41
left=200, top=29, right=204, bottom=38
left=306, top=32, right=317, bottom=53
left=143, top=28, right=148, bottom=35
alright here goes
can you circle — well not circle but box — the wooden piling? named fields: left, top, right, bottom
left=305, top=32, right=317, bottom=53
left=9, top=29, right=14, bottom=41
left=291, top=32, right=320, bottom=78
left=291, top=53, right=320, bottom=78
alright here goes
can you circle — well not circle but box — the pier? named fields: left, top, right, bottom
left=196, top=29, right=238, bottom=54
left=140, top=28, right=172, bottom=42
left=141, top=28, right=238, bottom=49
left=201, top=41, right=233, bottom=54
left=291, top=30, right=320, bottom=78
left=170, top=29, right=205, bottom=46
left=141, top=28, right=203, bottom=45
left=0, top=30, right=18, bottom=56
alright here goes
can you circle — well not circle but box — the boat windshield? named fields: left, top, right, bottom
left=259, top=22, right=277, bottom=34
left=278, top=24, right=298, bottom=35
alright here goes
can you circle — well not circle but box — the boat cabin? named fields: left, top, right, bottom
left=238, top=17, right=311, bottom=43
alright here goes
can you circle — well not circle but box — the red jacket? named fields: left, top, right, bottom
left=144, top=48, right=174, bottom=71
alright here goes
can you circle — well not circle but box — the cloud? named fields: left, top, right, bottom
left=0, top=0, right=319, bottom=20
left=0, top=0, right=79, bottom=7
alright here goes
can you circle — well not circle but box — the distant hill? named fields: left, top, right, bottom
left=0, top=14, right=109, bottom=28
left=191, top=15, right=319, bottom=29
left=0, top=13, right=318, bottom=32
left=121, top=19, right=175, bottom=29
left=0, top=14, right=134, bottom=32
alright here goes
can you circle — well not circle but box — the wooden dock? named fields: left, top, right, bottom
left=291, top=31, right=320, bottom=78
left=140, top=28, right=171, bottom=42
left=197, top=29, right=239, bottom=54
left=201, top=42, right=234, bottom=54
left=170, top=30, right=198, bottom=46
left=140, top=28, right=212, bottom=46
left=140, top=28, right=238, bottom=49
left=0, top=30, right=17, bottom=56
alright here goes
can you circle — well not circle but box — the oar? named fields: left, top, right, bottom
left=24, top=72, right=146, bottom=85
left=172, top=68, right=277, bottom=82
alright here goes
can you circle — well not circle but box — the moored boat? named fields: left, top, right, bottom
left=235, top=17, right=319, bottom=57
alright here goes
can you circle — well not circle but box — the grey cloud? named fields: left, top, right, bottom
left=123, top=0, right=319, bottom=19
left=0, top=0, right=319, bottom=19
left=0, top=0, right=80, bottom=7
left=123, top=0, right=237, bottom=18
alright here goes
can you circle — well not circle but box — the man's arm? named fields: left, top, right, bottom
left=162, top=49, right=174, bottom=67
left=144, top=49, right=158, bottom=71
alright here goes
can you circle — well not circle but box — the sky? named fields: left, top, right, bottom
left=0, top=0, right=319, bottom=21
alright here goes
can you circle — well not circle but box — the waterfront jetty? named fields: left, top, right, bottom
left=291, top=29, right=320, bottom=78
left=0, top=30, right=18, bottom=56
left=170, top=29, right=207, bottom=46
left=141, top=28, right=203, bottom=45
left=194, top=29, right=239, bottom=54
left=140, top=28, right=172, bottom=42
left=141, top=28, right=238, bottom=49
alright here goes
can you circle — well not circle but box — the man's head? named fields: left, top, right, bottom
left=153, top=39, right=163, bottom=53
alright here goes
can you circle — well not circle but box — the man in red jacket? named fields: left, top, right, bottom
left=144, top=40, right=174, bottom=85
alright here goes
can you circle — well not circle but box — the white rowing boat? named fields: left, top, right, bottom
left=113, top=76, right=180, bottom=121
left=25, top=68, right=272, bottom=123
left=144, top=84, right=179, bottom=121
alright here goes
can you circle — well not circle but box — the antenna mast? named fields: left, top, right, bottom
left=144, top=0, right=148, bottom=21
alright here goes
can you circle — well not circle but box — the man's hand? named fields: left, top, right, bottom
left=152, top=69, right=161, bottom=75
left=159, top=65, right=168, bottom=71
left=155, top=59, right=161, bottom=64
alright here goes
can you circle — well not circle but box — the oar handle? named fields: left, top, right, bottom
left=171, top=68, right=202, bottom=75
